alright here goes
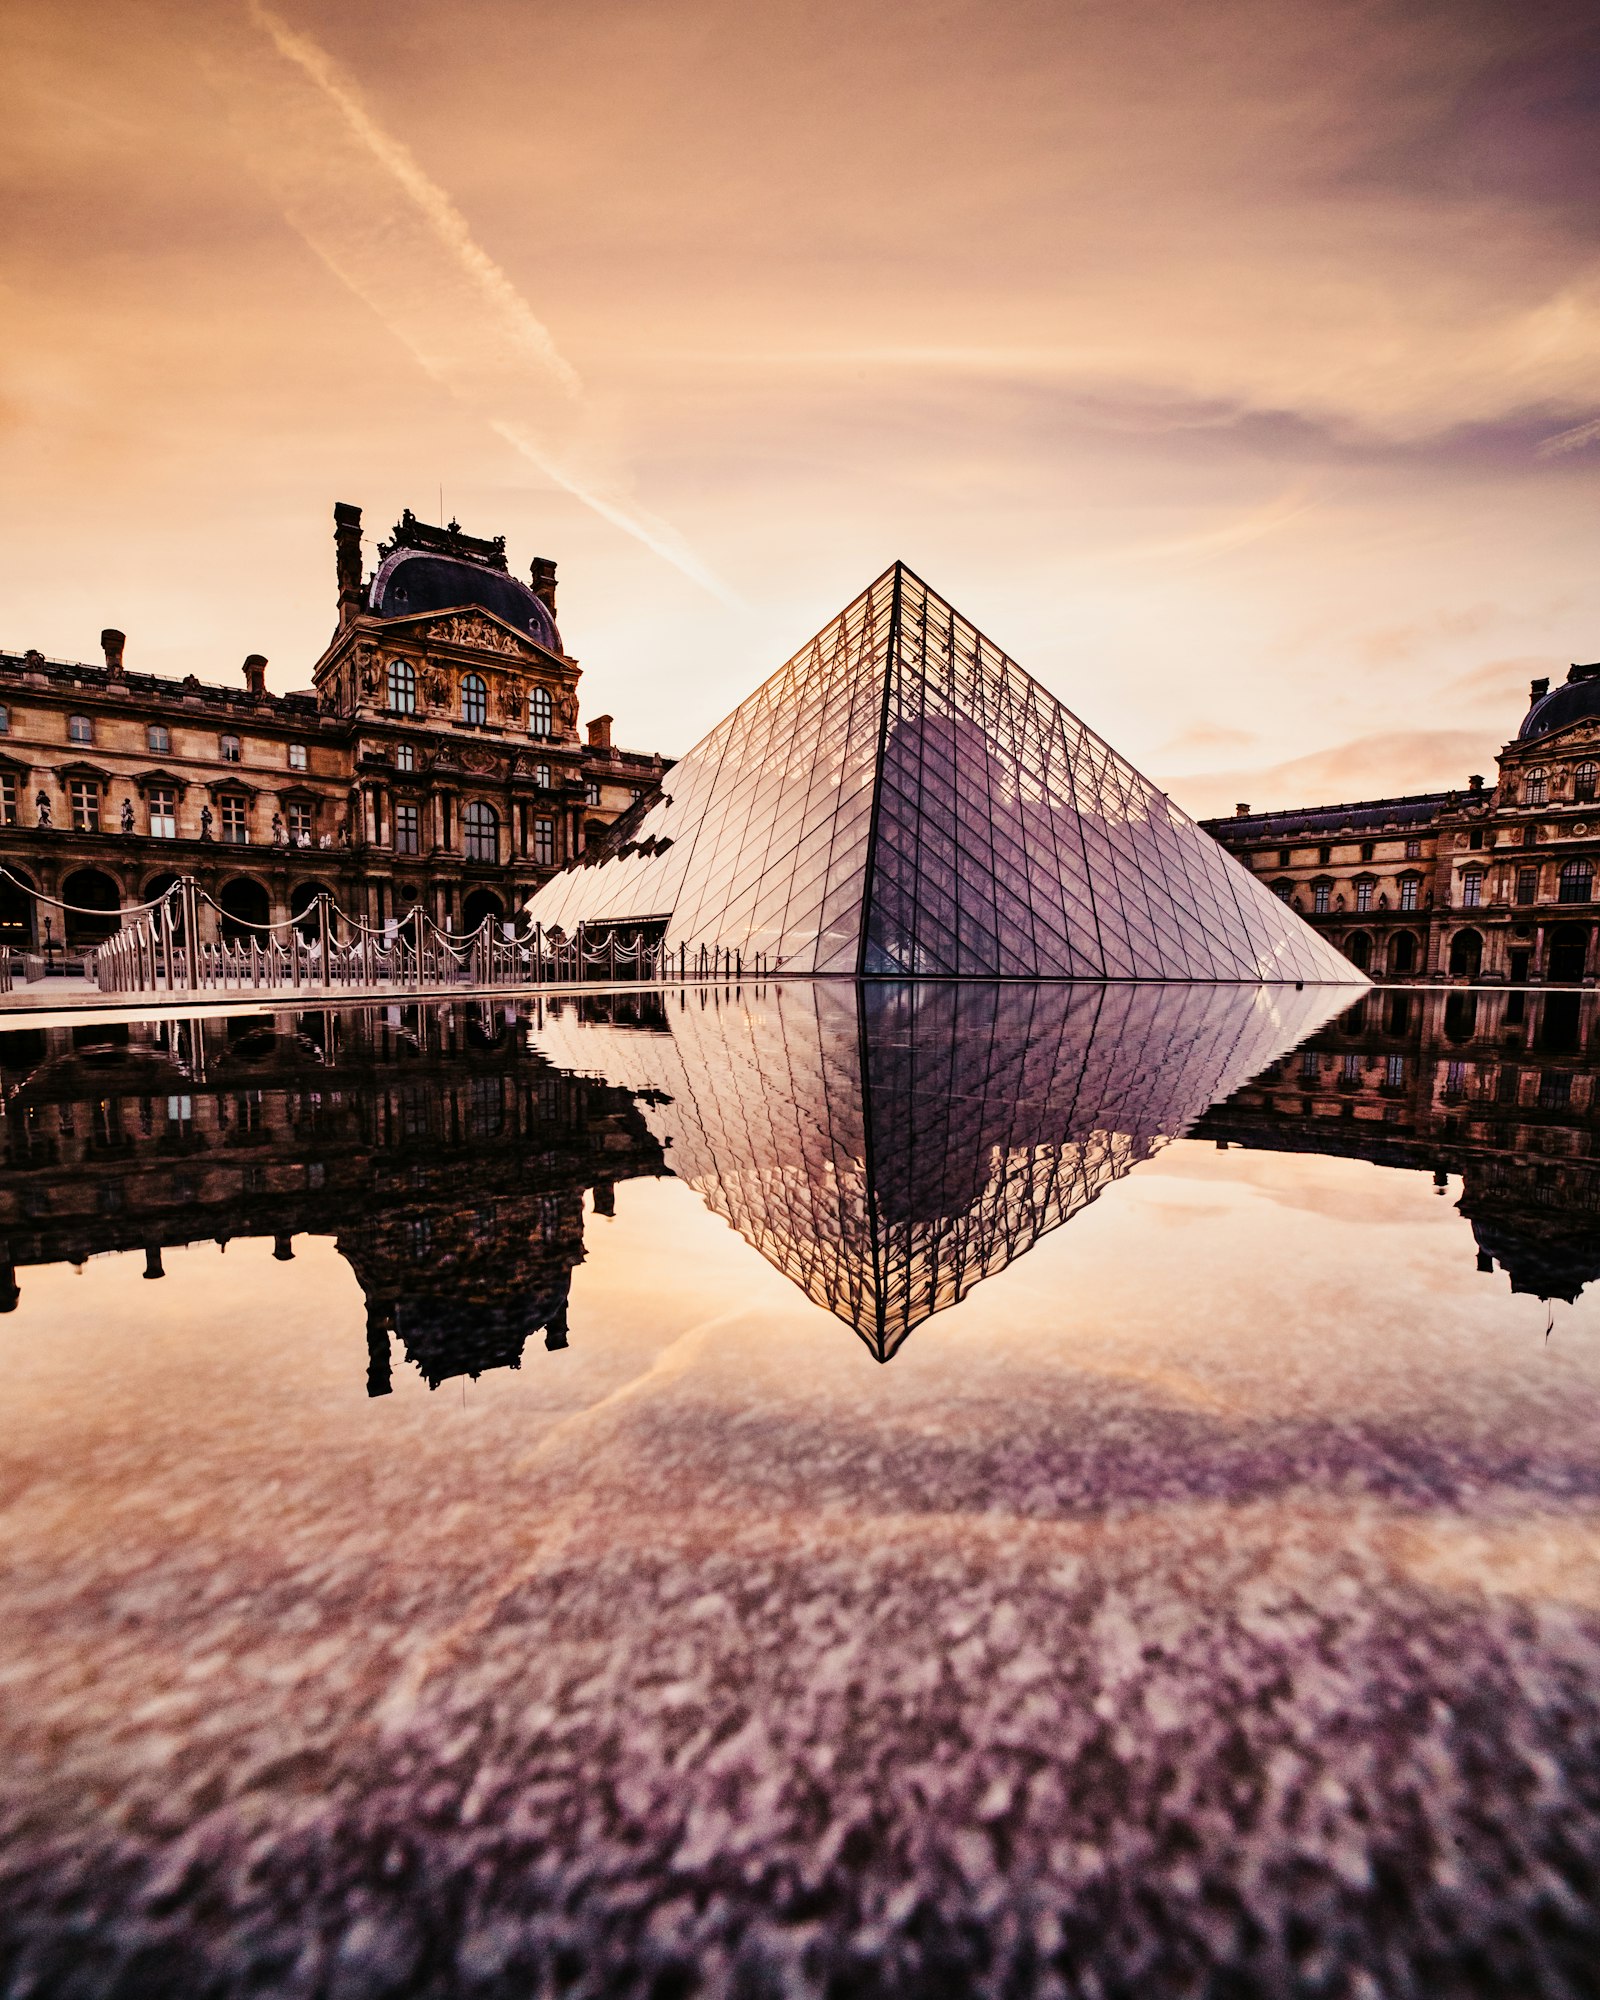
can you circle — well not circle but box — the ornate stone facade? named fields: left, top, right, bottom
left=0, top=506, right=670, bottom=952
left=1204, top=664, right=1600, bottom=986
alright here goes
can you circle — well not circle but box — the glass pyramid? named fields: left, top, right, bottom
left=532, top=979, right=1346, bottom=1359
left=527, top=563, right=1363, bottom=983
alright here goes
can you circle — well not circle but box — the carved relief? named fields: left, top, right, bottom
left=462, top=748, right=499, bottom=775
left=430, top=613, right=523, bottom=655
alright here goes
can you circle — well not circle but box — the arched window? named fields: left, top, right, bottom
left=530, top=686, right=553, bottom=737
left=1389, top=930, right=1418, bottom=975
left=387, top=658, right=417, bottom=714
left=219, top=733, right=241, bottom=763
left=533, top=761, right=551, bottom=790
left=1559, top=859, right=1593, bottom=904
left=463, top=799, right=498, bottom=862
left=1398, top=872, right=1421, bottom=911
left=1524, top=768, right=1548, bottom=805
left=1449, top=928, right=1482, bottom=978
left=68, top=714, right=93, bottom=746
left=1576, top=762, right=1598, bottom=804
left=1343, top=931, right=1372, bottom=971
left=1460, top=868, right=1484, bottom=909
left=462, top=674, right=488, bottom=727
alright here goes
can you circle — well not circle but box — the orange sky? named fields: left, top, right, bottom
left=4, top=0, right=1598, bottom=815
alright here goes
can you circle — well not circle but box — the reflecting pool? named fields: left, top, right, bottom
left=2, top=982, right=1599, bottom=1998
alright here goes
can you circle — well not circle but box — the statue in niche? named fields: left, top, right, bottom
left=199, top=804, right=214, bottom=842
left=556, top=691, right=577, bottom=734
left=425, top=668, right=449, bottom=706
left=121, top=798, right=135, bottom=834
left=499, top=683, right=522, bottom=719
left=271, top=813, right=286, bottom=846
left=34, top=791, right=50, bottom=827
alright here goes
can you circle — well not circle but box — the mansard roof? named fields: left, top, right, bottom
left=1211, top=793, right=1452, bottom=841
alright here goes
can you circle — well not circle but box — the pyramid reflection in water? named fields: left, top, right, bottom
left=536, top=981, right=1343, bottom=1358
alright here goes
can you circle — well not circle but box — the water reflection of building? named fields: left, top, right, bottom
left=533, top=981, right=1341, bottom=1358
left=0, top=1001, right=667, bottom=1389
left=1196, top=984, right=1600, bottom=1302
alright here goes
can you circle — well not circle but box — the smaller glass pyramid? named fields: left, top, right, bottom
left=527, top=564, right=1364, bottom=983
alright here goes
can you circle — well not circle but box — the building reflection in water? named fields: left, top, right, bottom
left=0, top=1001, right=671, bottom=1392
left=1197, top=982, right=1600, bottom=1304
left=0, top=983, right=1346, bottom=1372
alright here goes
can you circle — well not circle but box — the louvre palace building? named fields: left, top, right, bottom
left=0, top=504, right=669, bottom=950
left=1204, top=663, right=1600, bottom=989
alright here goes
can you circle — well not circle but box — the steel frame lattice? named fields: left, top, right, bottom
left=526, top=563, right=1363, bottom=984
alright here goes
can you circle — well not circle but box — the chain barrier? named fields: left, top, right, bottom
left=0, top=872, right=772, bottom=998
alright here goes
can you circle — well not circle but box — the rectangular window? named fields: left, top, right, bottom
left=395, top=744, right=414, bottom=773
left=1317, top=845, right=1330, bottom=865
left=394, top=801, right=419, bottom=855
left=68, top=715, right=93, bottom=746
left=1399, top=878, right=1419, bottom=911
left=585, top=780, right=601, bottom=807
left=69, top=778, right=99, bottom=832
left=287, top=801, right=314, bottom=846
left=1516, top=865, right=1538, bottom=906
left=1299, top=1050, right=1319, bottom=1081
left=1445, top=1061, right=1467, bottom=1093
left=1540, top=1071, right=1571, bottom=1111
left=147, top=724, right=170, bottom=754
left=220, top=735, right=241, bottom=763
left=0, top=775, right=15, bottom=826
left=1461, top=873, right=1482, bottom=908
left=1342, top=1053, right=1360, bottom=1082
left=1386, top=1055, right=1406, bottom=1087
left=1277, top=846, right=1291, bottom=867
left=148, top=788, right=176, bottom=839
left=1404, top=837, right=1421, bottom=858
left=1469, top=827, right=1483, bottom=849
left=288, top=742, right=307, bottom=771
left=220, top=795, right=248, bottom=843
left=0, top=704, right=10, bottom=733
left=534, top=816, right=554, bottom=865
left=1312, top=882, right=1331, bottom=913
left=1355, top=880, right=1373, bottom=911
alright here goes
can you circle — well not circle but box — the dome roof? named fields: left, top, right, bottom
left=369, top=547, right=562, bottom=654
left=1519, top=665, right=1600, bottom=742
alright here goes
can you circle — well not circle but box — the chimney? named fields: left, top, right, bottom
left=1234, top=802, right=1250, bottom=818
left=530, top=556, right=558, bottom=615
left=1530, top=676, right=1550, bottom=701
left=242, top=653, right=268, bottom=696
left=1469, top=773, right=1484, bottom=792
left=334, top=501, right=364, bottom=628
left=101, top=628, right=126, bottom=678
left=587, top=714, right=613, bottom=752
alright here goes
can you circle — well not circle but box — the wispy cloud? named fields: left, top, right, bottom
left=216, top=3, right=733, bottom=602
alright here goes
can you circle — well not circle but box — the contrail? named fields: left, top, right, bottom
left=1536, top=415, right=1600, bottom=459
left=221, top=3, right=734, bottom=602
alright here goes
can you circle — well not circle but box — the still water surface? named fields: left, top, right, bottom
left=1, top=982, right=1598, bottom=1999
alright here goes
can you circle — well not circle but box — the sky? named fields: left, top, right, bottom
left=3, top=0, right=1598, bottom=817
